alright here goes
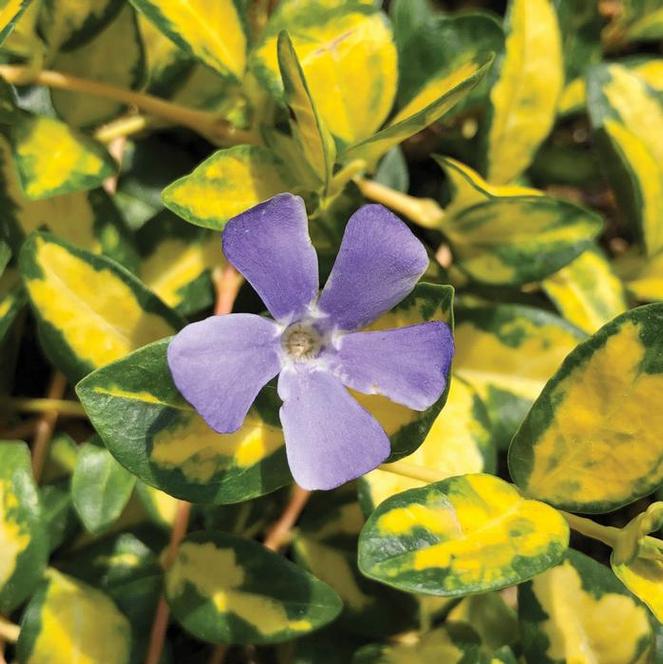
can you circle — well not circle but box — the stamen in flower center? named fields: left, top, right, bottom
left=282, top=323, right=322, bottom=360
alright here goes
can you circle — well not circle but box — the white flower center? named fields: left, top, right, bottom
left=281, top=323, right=322, bottom=360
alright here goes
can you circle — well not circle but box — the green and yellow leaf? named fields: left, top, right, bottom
left=16, top=568, right=132, bottom=664
left=519, top=550, right=655, bottom=663
left=162, top=145, right=291, bottom=230
left=358, top=473, right=569, bottom=596
left=165, top=531, right=342, bottom=644
left=129, top=0, right=246, bottom=80
left=435, top=155, right=541, bottom=221
left=252, top=2, right=397, bottom=145
left=542, top=247, right=628, bottom=334
left=343, top=54, right=493, bottom=167
left=355, top=283, right=454, bottom=460
left=75, top=339, right=292, bottom=504
left=0, top=441, right=48, bottom=613
left=50, top=4, right=145, bottom=127
left=610, top=503, right=663, bottom=622
left=587, top=63, right=663, bottom=256
left=616, top=248, right=663, bottom=302
left=10, top=114, right=116, bottom=200
left=19, top=232, right=180, bottom=381
left=395, top=11, right=504, bottom=111
left=277, top=31, right=336, bottom=190
left=509, top=304, right=663, bottom=513
left=441, top=196, right=603, bottom=286
left=360, top=377, right=494, bottom=511
left=353, top=625, right=482, bottom=663
left=39, top=0, right=122, bottom=51
left=454, top=304, right=585, bottom=449
left=0, top=136, right=137, bottom=269
left=0, top=0, right=29, bottom=44
left=483, top=0, right=563, bottom=184
left=137, top=210, right=220, bottom=315
left=294, top=488, right=418, bottom=637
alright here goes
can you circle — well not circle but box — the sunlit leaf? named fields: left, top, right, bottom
left=542, top=247, right=628, bottom=333
left=360, top=377, right=494, bottom=511
left=10, top=114, right=116, bottom=199
left=252, top=1, right=397, bottom=145
left=0, top=0, right=30, bottom=44
left=0, top=441, right=48, bottom=613
left=129, top=0, right=247, bottom=80
left=395, top=11, right=503, bottom=113
left=0, top=136, right=138, bottom=270
left=519, top=550, right=655, bottom=664
left=19, top=232, right=180, bottom=381
left=165, top=531, right=342, bottom=644
left=71, top=438, right=137, bottom=534
left=509, top=304, right=663, bottom=513
left=50, top=4, right=145, bottom=127
left=454, top=304, right=584, bottom=449
left=588, top=63, right=663, bottom=256
left=482, top=0, right=563, bottom=183
left=136, top=210, right=219, bottom=315
left=359, top=473, right=569, bottom=596
left=16, top=569, right=132, bottom=664
left=343, top=54, right=493, bottom=167
left=162, top=145, right=291, bottom=231
left=441, top=196, right=603, bottom=286
left=76, top=339, right=291, bottom=504
left=436, top=155, right=541, bottom=220
left=277, top=31, right=336, bottom=190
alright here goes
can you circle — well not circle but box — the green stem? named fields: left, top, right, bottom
left=559, top=512, right=621, bottom=548
left=354, top=177, right=445, bottom=229
left=379, top=462, right=623, bottom=549
left=3, top=397, right=87, bottom=418
left=0, top=65, right=258, bottom=147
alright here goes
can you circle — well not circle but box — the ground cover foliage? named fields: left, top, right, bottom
left=0, top=0, right=662, bottom=662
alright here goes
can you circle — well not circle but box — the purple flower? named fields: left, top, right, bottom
left=167, top=194, right=454, bottom=490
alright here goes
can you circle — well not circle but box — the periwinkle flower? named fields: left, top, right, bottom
left=167, top=194, right=454, bottom=490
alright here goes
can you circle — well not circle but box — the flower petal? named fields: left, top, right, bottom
left=318, top=204, right=429, bottom=331
left=278, top=366, right=390, bottom=490
left=331, top=322, right=454, bottom=410
left=167, top=314, right=281, bottom=433
left=222, top=193, right=319, bottom=322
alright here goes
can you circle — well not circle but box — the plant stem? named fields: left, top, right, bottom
left=0, top=65, right=258, bottom=146
left=31, top=372, right=67, bottom=482
left=379, top=462, right=623, bottom=549
left=144, top=500, right=192, bottom=664
left=559, top=512, right=621, bottom=548
left=0, top=618, right=19, bottom=644
left=263, top=485, right=311, bottom=552
left=95, top=114, right=152, bottom=143
left=213, top=264, right=243, bottom=316
left=4, top=397, right=86, bottom=418
left=354, top=177, right=445, bottom=229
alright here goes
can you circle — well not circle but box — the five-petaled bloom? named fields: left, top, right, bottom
left=167, top=194, right=454, bottom=490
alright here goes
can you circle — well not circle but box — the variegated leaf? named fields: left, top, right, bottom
left=483, top=0, right=563, bottom=184
left=509, top=304, right=663, bottom=513
left=359, top=473, right=569, bottom=596
left=19, top=232, right=180, bottom=381
left=165, top=531, right=342, bottom=643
